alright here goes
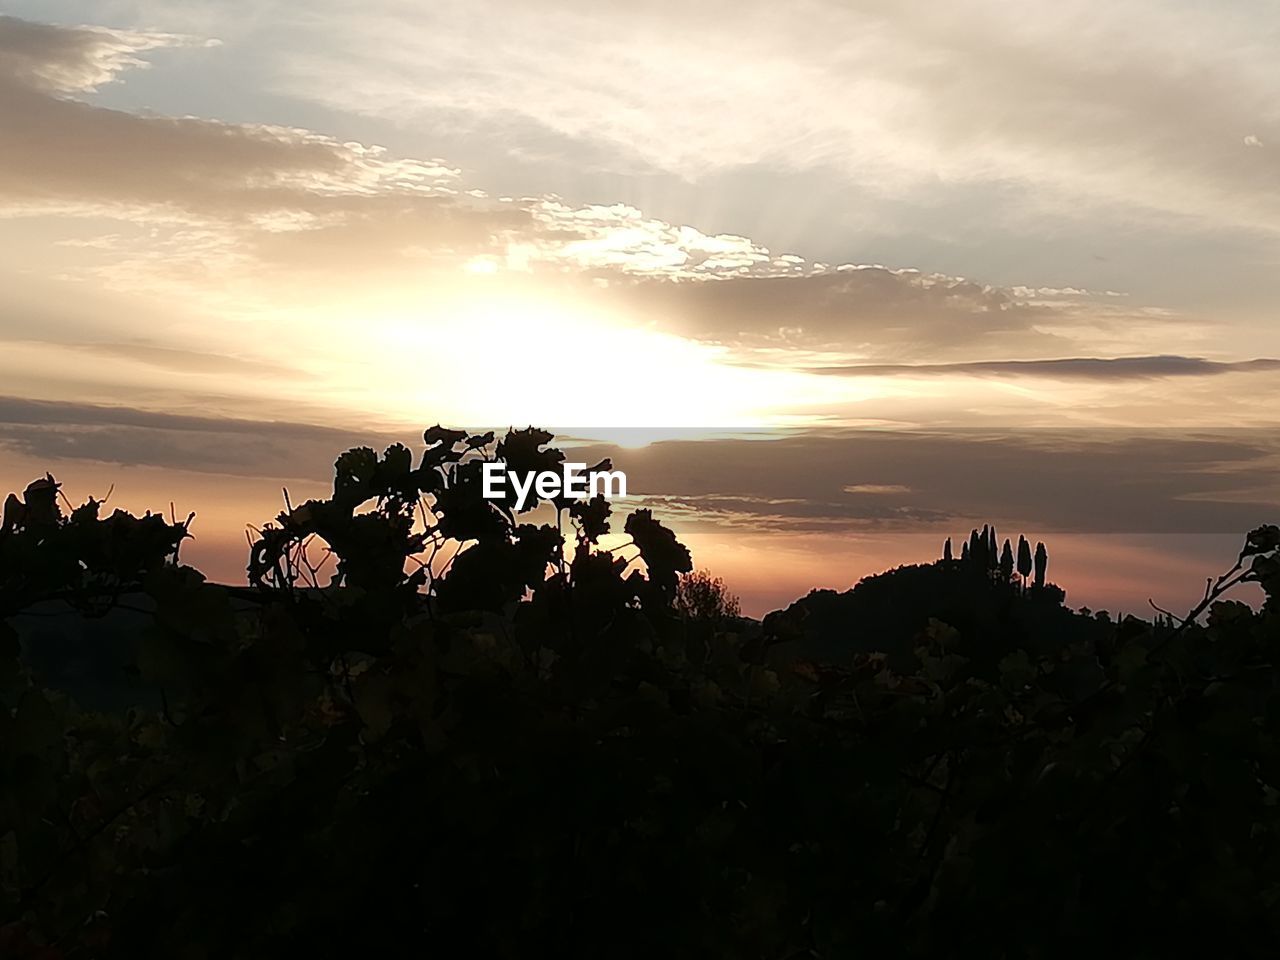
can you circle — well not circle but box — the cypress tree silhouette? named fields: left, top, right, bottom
left=1034, top=540, right=1048, bottom=588
left=943, top=537, right=953, bottom=561
left=1000, top=538, right=1014, bottom=584
left=1017, top=535, right=1033, bottom=589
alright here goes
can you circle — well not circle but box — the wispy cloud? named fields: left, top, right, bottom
left=3, top=396, right=1278, bottom=535
left=274, top=0, right=1280, bottom=235
left=0, top=17, right=465, bottom=223
left=0, top=14, right=207, bottom=94
left=0, top=394, right=397, bottom=479
left=807, top=356, right=1280, bottom=381
left=0, top=17, right=785, bottom=284
left=604, top=268, right=1208, bottom=363
left=2, top=13, right=1276, bottom=436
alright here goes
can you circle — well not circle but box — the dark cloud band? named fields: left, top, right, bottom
left=805, top=356, right=1280, bottom=380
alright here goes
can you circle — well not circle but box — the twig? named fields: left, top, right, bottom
left=1147, top=599, right=1185, bottom=626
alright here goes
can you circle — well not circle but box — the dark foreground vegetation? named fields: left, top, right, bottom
left=2, top=427, right=1279, bottom=958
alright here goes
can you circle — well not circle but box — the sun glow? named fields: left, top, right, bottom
left=312, top=289, right=878, bottom=437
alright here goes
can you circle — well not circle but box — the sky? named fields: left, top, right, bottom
left=1, top=2, right=1278, bottom=616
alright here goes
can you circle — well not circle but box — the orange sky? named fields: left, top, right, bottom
left=1, top=7, right=1278, bottom=618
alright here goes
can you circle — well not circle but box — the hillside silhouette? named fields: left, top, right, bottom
left=2, top=426, right=1279, bottom=958
left=760, top=539, right=1081, bottom=671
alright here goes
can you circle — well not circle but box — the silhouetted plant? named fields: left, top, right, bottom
left=1034, top=540, right=1048, bottom=588
left=675, top=569, right=741, bottom=623
left=246, top=426, right=681, bottom=624
left=0, top=474, right=191, bottom=618
left=1017, top=534, right=1033, bottom=588
left=1000, top=537, right=1014, bottom=583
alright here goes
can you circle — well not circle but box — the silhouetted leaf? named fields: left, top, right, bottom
left=624, top=508, right=692, bottom=598
left=569, top=494, right=612, bottom=543
left=423, top=424, right=467, bottom=448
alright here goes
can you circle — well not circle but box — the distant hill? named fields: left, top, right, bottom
left=761, top=557, right=1101, bottom=670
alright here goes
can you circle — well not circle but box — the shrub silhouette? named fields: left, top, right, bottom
left=0, top=474, right=191, bottom=618
left=675, top=569, right=742, bottom=623
left=1, top=432, right=1279, bottom=958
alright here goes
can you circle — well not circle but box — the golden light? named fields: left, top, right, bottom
left=296, top=285, right=887, bottom=439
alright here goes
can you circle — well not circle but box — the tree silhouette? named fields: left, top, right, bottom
left=675, top=569, right=741, bottom=622
left=1017, top=534, right=1033, bottom=588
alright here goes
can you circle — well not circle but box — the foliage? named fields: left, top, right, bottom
left=1, top=434, right=1279, bottom=959
left=1, top=475, right=191, bottom=620
left=675, top=569, right=742, bottom=623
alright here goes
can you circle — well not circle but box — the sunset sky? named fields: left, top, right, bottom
left=2, top=2, right=1278, bottom=615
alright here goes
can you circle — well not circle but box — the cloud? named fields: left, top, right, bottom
left=0, top=59, right=464, bottom=225
left=0, top=16, right=794, bottom=285
left=274, top=0, right=1280, bottom=236
left=4, top=14, right=1199, bottom=370
left=0, top=394, right=403, bottom=480
left=807, top=356, right=1280, bottom=381
left=602, top=267, right=1200, bottom=362
left=0, top=14, right=525, bottom=283
left=0, top=15, right=201, bottom=94
left=0, top=15, right=1241, bottom=322
left=53, top=341, right=311, bottom=379
left=3, top=396, right=1277, bottom=535
left=3, top=14, right=1275, bottom=437
left=573, top=427, right=1280, bottom=535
